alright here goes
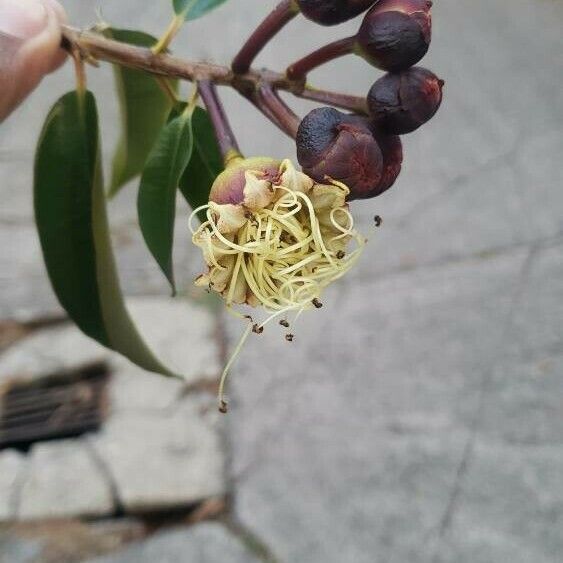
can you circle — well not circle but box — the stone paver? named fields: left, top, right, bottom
left=0, top=450, right=25, bottom=521
left=0, top=298, right=224, bottom=522
left=89, top=401, right=225, bottom=513
left=0, top=535, right=42, bottom=563
left=18, top=439, right=115, bottom=520
left=0, top=297, right=219, bottom=390
left=0, top=319, right=107, bottom=387
left=86, top=523, right=262, bottom=563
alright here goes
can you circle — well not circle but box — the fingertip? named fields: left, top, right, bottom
left=42, top=0, right=68, bottom=73
left=42, top=0, right=67, bottom=24
left=18, top=1, right=67, bottom=75
left=0, top=0, right=67, bottom=120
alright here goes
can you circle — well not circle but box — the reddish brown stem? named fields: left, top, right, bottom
left=62, top=25, right=234, bottom=83
left=286, top=36, right=356, bottom=81
left=232, top=0, right=300, bottom=75
left=198, top=80, right=240, bottom=160
left=298, top=87, right=368, bottom=114
left=60, top=26, right=369, bottom=122
left=255, top=85, right=300, bottom=138
left=248, top=93, right=285, bottom=135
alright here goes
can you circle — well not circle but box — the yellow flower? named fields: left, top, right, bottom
left=189, top=158, right=365, bottom=411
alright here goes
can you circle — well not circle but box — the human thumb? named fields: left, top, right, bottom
left=0, top=0, right=67, bottom=122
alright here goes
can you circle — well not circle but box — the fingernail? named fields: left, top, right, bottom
left=0, top=0, right=47, bottom=41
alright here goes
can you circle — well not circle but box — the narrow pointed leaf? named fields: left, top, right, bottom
left=179, top=107, right=223, bottom=221
left=138, top=109, right=194, bottom=292
left=173, top=0, right=228, bottom=21
left=104, top=28, right=176, bottom=197
left=34, top=90, right=177, bottom=378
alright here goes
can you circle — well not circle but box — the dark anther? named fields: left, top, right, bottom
left=312, top=298, right=323, bottom=309
left=280, top=232, right=295, bottom=244
left=285, top=333, right=294, bottom=342
left=374, top=215, right=383, bottom=227
left=219, top=400, right=228, bottom=414
left=336, top=250, right=346, bottom=259
left=252, top=324, right=264, bottom=334
left=280, top=319, right=290, bottom=328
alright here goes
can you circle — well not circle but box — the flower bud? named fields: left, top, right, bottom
left=356, top=0, right=432, bottom=71
left=359, top=128, right=403, bottom=199
left=209, top=157, right=280, bottom=206
left=367, top=0, right=432, bottom=40
left=367, top=67, right=443, bottom=134
left=296, top=107, right=384, bottom=200
left=298, top=0, right=377, bottom=26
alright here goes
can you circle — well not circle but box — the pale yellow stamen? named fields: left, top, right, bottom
left=189, top=168, right=366, bottom=411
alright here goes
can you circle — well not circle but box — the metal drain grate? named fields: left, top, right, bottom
left=0, top=364, right=109, bottom=450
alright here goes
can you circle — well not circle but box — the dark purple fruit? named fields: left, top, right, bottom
left=298, top=0, right=376, bottom=26
left=365, top=129, right=403, bottom=198
left=344, top=116, right=403, bottom=198
left=356, top=0, right=432, bottom=71
left=368, top=0, right=432, bottom=40
left=297, top=107, right=384, bottom=198
left=368, top=67, right=444, bottom=134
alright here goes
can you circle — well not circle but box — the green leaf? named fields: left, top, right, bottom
left=179, top=107, right=223, bottom=222
left=34, top=90, right=177, bottom=378
left=137, top=109, right=194, bottom=293
left=173, top=0, right=228, bottom=20
left=104, top=28, right=176, bottom=197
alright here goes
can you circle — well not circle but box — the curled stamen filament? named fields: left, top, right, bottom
left=190, top=181, right=366, bottom=411
left=218, top=322, right=253, bottom=413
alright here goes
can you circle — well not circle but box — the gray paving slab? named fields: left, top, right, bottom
left=428, top=241, right=563, bottom=561
left=0, top=297, right=219, bottom=390
left=0, top=450, right=25, bottom=521
left=89, top=400, right=226, bottom=513
left=0, top=535, right=42, bottom=563
left=17, top=439, right=115, bottom=521
left=479, top=242, right=563, bottom=447
left=227, top=250, right=531, bottom=563
left=434, top=441, right=563, bottom=563
left=0, top=297, right=224, bottom=522
left=86, top=522, right=262, bottom=563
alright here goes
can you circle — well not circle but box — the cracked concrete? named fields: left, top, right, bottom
left=85, top=522, right=266, bottom=563
left=430, top=243, right=542, bottom=554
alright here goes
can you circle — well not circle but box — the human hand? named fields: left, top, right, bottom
left=0, top=0, right=67, bottom=122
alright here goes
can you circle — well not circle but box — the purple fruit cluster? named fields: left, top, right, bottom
left=296, top=0, right=443, bottom=200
